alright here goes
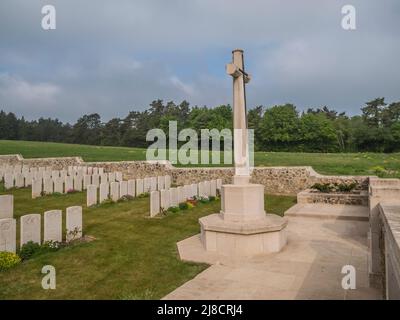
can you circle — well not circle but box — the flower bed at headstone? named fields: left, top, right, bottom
left=310, top=182, right=358, bottom=193
left=166, top=195, right=219, bottom=215
left=0, top=252, right=21, bottom=271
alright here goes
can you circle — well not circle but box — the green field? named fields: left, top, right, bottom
left=1, top=140, right=400, bottom=177
left=0, top=183, right=295, bottom=299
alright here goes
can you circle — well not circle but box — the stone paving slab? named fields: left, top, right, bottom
left=163, top=214, right=381, bottom=300
left=284, top=204, right=369, bottom=221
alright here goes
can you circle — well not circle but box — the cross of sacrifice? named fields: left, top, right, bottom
left=226, top=49, right=251, bottom=184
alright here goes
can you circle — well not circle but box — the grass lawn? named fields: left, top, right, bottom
left=0, top=182, right=295, bottom=299
left=1, top=140, right=400, bottom=177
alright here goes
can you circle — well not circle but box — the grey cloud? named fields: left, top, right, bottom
left=0, top=0, right=399, bottom=121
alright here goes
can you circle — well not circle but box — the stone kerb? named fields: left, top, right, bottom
left=378, top=202, right=400, bottom=299
left=369, top=179, right=400, bottom=288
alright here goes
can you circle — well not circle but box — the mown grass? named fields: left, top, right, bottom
left=1, top=140, right=399, bottom=177
left=0, top=182, right=295, bottom=299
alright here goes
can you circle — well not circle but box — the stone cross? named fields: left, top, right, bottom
left=226, top=49, right=251, bottom=184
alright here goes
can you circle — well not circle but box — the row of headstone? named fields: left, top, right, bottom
left=31, top=171, right=125, bottom=198
left=149, top=179, right=222, bottom=217
left=86, top=175, right=172, bottom=206
left=0, top=206, right=83, bottom=253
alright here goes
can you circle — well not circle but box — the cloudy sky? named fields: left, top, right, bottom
left=0, top=0, right=399, bottom=122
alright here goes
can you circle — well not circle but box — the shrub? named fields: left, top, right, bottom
left=311, top=183, right=332, bottom=193
left=0, top=252, right=21, bottom=271
left=209, top=196, right=216, bottom=202
left=179, top=202, right=189, bottom=210
left=119, top=195, right=134, bottom=202
left=337, top=183, right=357, bottom=192
left=41, top=240, right=64, bottom=252
left=19, top=240, right=64, bottom=261
left=66, top=189, right=77, bottom=194
left=19, top=241, right=41, bottom=260
left=168, top=206, right=180, bottom=213
left=198, top=196, right=210, bottom=203
left=187, top=202, right=195, bottom=209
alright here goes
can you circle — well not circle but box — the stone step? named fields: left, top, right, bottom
left=284, top=203, right=369, bottom=221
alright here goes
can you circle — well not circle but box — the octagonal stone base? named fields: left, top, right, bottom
left=199, top=213, right=288, bottom=257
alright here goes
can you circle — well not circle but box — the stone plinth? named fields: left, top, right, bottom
left=199, top=183, right=288, bottom=257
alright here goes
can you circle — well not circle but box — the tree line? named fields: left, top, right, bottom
left=1, top=97, right=400, bottom=152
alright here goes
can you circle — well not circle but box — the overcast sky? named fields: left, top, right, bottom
left=0, top=0, right=399, bottom=122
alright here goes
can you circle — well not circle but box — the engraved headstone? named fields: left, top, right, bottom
left=0, top=195, right=13, bottom=219
left=99, top=182, right=109, bottom=203
left=127, top=179, right=136, bottom=197
left=66, top=206, right=83, bottom=242
left=20, top=214, right=41, bottom=246
left=87, top=185, right=97, bottom=207
left=0, top=218, right=16, bottom=253
left=44, top=210, right=62, bottom=242
left=150, top=191, right=160, bottom=217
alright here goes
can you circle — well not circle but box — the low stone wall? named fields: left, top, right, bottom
left=0, top=154, right=83, bottom=169
left=378, top=203, right=400, bottom=299
left=0, top=154, right=371, bottom=195
left=297, top=189, right=368, bottom=206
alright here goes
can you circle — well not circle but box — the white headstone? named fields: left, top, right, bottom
left=100, top=173, right=108, bottom=184
left=51, top=170, right=59, bottom=179
left=136, top=179, right=144, bottom=196
left=120, top=181, right=128, bottom=198
left=115, top=172, right=123, bottom=182
left=170, top=188, right=178, bottom=207
left=0, top=218, right=16, bottom=253
left=20, top=214, right=41, bottom=246
left=177, top=186, right=185, bottom=203
left=87, top=167, right=93, bottom=175
left=210, top=180, right=217, bottom=197
left=144, top=177, right=151, bottom=193
left=150, top=177, right=157, bottom=192
left=44, top=210, right=62, bottom=243
left=65, top=176, right=73, bottom=193
left=157, top=176, right=165, bottom=190
left=93, top=167, right=99, bottom=175
left=160, top=189, right=171, bottom=210
left=92, top=174, right=100, bottom=187
left=204, top=181, right=211, bottom=196
left=14, top=173, right=24, bottom=188
left=74, top=175, right=83, bottom=191
left=108, top=172, right=115, bottom=183
left=0, top=195, right=13, bottom=219
left=99, top=182, right=109, bottom=203
left=24, top=172, right=33, bottom=187
left=127, top=179, right=136, bottom=197
left=32, top=179, right=42, bottom=198
left=216, top=178, right=222, bottom=190
left=87, top=185, right=97, bottom=207
left=66, top=206, right=83, bottom=242
left=99, top=167, right=104, bottom=175
left=165, top=175, right=171, bottom=189
left=83, top=175, right=92, bottom=190
left=150, top=191, right=160, bottom=217
left=191, top=184, right=198, bottom=198
left=110, top=182, right=119, bottom=202
left=198, top=182, right=206, bottom=197
left=184, top=185, right=192, bottom=199
left=43, top=177, right=54, bottom=194
left=4, top=173, right=14, bottom=189
left=54, top=177, right=64, bottom=193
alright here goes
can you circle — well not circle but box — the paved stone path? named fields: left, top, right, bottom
left=163, top=212, right=381, bottom=300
